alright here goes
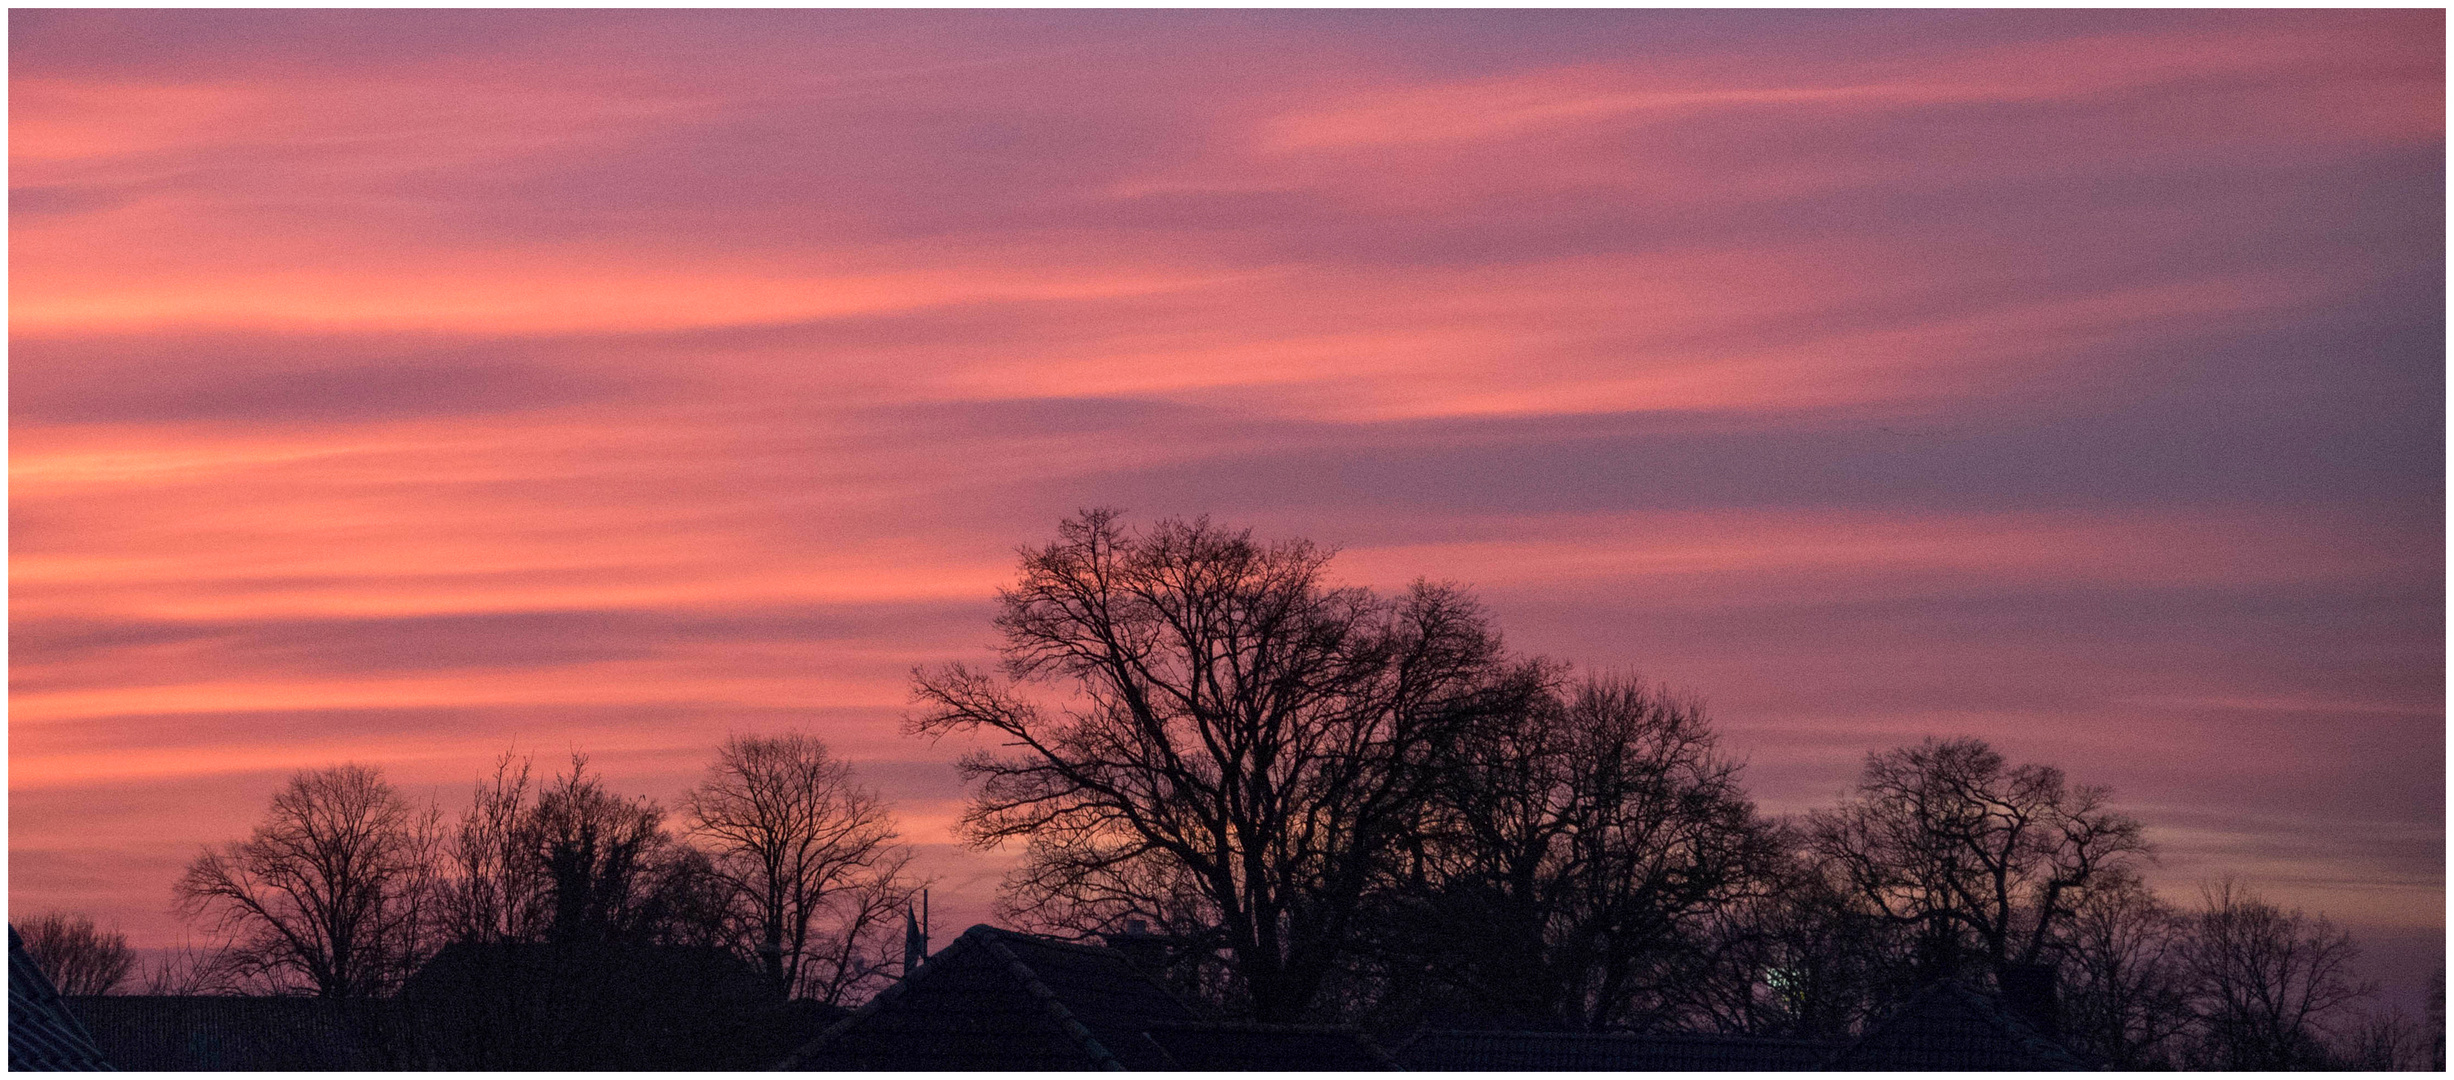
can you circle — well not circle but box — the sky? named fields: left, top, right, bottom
left=9, top=9, right=2444, bottom=1003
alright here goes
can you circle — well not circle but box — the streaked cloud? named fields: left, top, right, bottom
left=10, top=9, right=2438, bottom=996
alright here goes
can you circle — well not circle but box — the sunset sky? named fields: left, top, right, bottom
left=9, top=9, right=2444, bottom=1001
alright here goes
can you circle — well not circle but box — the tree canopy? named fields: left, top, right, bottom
left=912, top=509, right=1547, bottom=1020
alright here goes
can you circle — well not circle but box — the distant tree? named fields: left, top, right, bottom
left=1804, top=737, right=2150, bottom=986
left=911, top=510, right=1547, bottom=1021
left=440, top=750, right=553, bottom=945
left=2058, top=880, right=2194, bottom=1067
left=528, top=754, right=719, bottom=947
left=1677, top=838, right=1912, bottom=1039
left=1371, top=674, right=1782, bottom=1031
left=2342, top=1005, right=2433, bottom=1071
left=686, top=733, right=919, bottom=1004
left=17, top=911, right=137, bottom=995
left=2178, top=879, right=2374, bottom=1070
left=174, top=764, right=442, bottom=998
left=436, top=751, right=733, bottom=953
left=413, top=753, right=762, bottom=1069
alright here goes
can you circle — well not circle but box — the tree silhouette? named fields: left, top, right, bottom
left=18, top=911, right=137, bottom=995
left=2179, top=879, right=2374, bottom=1069
left=439, top=750, right=554, bottom=946
left=1676, top=841, right=1906, bottom=1038
left=1363, top=673, right=1781, bottom=1031
left=1806, top=737, right=2149, bottom=986
left=687, top=732, right=919, bottom=1004
left=2058, top=879, right=2194, bottom=1067
left=525, top=754, right=727, bottom=947
left=174, top=763, right=442, bottom=997
left=911, top=510, right=1546, bottom=1021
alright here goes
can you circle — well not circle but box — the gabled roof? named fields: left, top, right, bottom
left=1395, top=1028, right=1840, bottom=1071
left=778, top=924, right=1200, bottom=1070
left=777, top=924, right=1399, bottom=1071
left=1822, top=980, right=2093, bottom=1071
left=8, top=927, right=113, bottom=1071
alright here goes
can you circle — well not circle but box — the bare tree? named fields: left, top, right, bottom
left=2059, top=880, right=2194, bottom=1067
left=17, top=911, right=137, bottom=995
left=436, top=750, right=732, bottom=953
left=1805, top=737, right=2150, bottom=985
left=2343, top=1006, right=2434, bottom=1071
left=530, top=754, right=707, bottom=946
left=1678, top=843, right=1912, bottom=1039
left=911, top=511, right=1546, bottom=1021
left=2179, top=879, right=2375, bottom=1069
left=1374, top=673, right=1782, bottom=1031
left=686, top=733, right=919, bottom=1004
left=174, top=764, right=443, bottom=998
left=440, top=750, right=552, bottom=945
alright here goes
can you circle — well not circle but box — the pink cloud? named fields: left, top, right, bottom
left=9, top=12, right=2437, bottom=994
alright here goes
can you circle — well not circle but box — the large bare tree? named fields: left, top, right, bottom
left=174, top=764, right=442, bottom=998
left=686, top=733, right=917, bottom=1003
left=1805, top=737, right=2149, bottom=985
left=17, top=911, right=137, bottom=995
left=911, top=511, right=1546, bottom=1021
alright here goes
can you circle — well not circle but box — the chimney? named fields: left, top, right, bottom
left=1997, top=962, right=2061, bottom=1040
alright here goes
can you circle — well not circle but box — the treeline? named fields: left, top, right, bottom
left=144, top=734, right=919, bottom=1009
left=904, top=511, right=2437, bottom=1070
left=50, top=511, right=2437, bottom=1071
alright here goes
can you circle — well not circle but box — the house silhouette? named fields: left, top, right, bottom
left=777, top=924, right=1395, bottom=1070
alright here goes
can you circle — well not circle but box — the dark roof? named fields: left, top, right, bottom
left=780, top=924, right=1200, bottom=1070
left=9, top=927, right=113, bottom=1070
left=49, top=942, right=848, bottom=1072
left=403, top=940, right=817, bottom=1070
left=61, top=996, right=395, bottom=1071
left=1396, top=1028, right=1839, bottom=1071
left=1822, top=981, right=2093, bottom=1071
left=1140, top=1021, right=1400, bottom=1071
